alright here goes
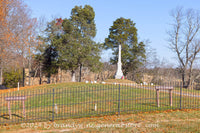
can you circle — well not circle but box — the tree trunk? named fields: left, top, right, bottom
left=71, top=70, right=76, bottom=82
left=22, top=67, right=25, bottom=87
left=187, top=66, right=193, bottom=89
left=182, top=69, right=188, bottom=88
left=47, top=73, right=51, bottom=84
left=39, top=62, right=42, bottom=85
left=79, top=64, right=82, bottom=82
left=60, top=69, right=62, bottom=83
left=0, top=47, right=3, bottom=85
left=32, top=66, right=38, bottom=86
left=0, top=67, right=2, bottom=85
left=28, top=60, right=31, bottom=86
left=182, top=73, right=186, bottom=88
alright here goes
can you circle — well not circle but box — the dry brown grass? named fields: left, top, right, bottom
left=104, top=79, right=136, bottom=84
left=1, top=109, right=200, bottom=133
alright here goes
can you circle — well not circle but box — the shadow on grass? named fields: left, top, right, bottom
left=0, top=113, right=24, bottom=120
left=140, top=103, right=158, bottom=107
left=0, top=114, right=9, bottom=120
left=49, top=111, right=58, bottom=114
left=12, top=114, right=23, bottom=118
left=140, top=102, right=174, bottom=108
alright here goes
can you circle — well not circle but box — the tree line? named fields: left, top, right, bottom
left=1, top=0, right=200, bottom=88
left=34, top=5, right=146, bottom=84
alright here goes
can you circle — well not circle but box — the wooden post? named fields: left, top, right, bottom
left=5, top=96, right=26, bottom=119
left=155, top=86, right=173, bottom=107
left=22, top=101, right=26, bottom=117
left=156, top=89, right=160, bottom=107
left=169, top=89, right=172, bottom=106
left=8, top=101, right=11, bottom=119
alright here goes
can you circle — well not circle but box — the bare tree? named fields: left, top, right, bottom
left=8, top=0, right=38, bottom=86
left=97, top=62, right=116, bottom=81
left=0, top=0, right=38, bottom=86
left=168, top=7, right=200, bottom=88
left=0, top=0, right=15, bottom=85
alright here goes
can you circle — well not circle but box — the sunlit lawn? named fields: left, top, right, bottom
left=0, top=82, right=199, bottom=125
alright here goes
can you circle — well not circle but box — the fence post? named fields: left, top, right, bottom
left=52, top=89, right=55, bottom=121
left=118, top=84, right=120, bottom=115
left=180, top=83, right=182, bottom=110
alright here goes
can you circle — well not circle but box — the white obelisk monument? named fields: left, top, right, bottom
left=115, top=44, right=124, bottom=79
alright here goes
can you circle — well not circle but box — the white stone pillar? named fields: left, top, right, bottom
left=71, top=71, right=76, bottom=82
left=115, top=44, right=124, bottom=79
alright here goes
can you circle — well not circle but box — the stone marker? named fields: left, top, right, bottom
left=115, top=44, right=124, bottom=79
left=94, top=103, right=97, bottom=111
left=55, top=104, right=58, bottom=114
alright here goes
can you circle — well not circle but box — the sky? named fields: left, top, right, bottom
left=25, top=0, right=200, bottom=65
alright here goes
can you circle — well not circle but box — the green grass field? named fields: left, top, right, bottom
left=0, top=82, right=199, bottom=125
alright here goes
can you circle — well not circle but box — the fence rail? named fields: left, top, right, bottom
left=0, top=82, right=200, bottom=124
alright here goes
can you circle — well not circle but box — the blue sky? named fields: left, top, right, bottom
left=25, top=0, right=200, bottom=64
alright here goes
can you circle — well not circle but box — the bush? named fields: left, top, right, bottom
left=151, top=76, right=164, bottom=85
left=3, top=70, right=22, bottom=88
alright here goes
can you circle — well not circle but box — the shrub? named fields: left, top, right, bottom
left=3, top=70, right=22, bottom=88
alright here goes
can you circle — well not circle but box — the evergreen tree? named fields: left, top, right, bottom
left=56, top=5, right=102, bottom=82
left=42, top=45, right=58, bottom=83
left=104, top=17, right=146, bottom=79
left=41, top=20, right=60, bottom=83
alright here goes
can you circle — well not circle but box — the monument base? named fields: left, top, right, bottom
left=115, top=69, right=123, bottom=79
left=115, top=74, right=123, bottom=79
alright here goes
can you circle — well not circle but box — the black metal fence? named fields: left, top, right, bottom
left=0, top=82, right=200, bottom=124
